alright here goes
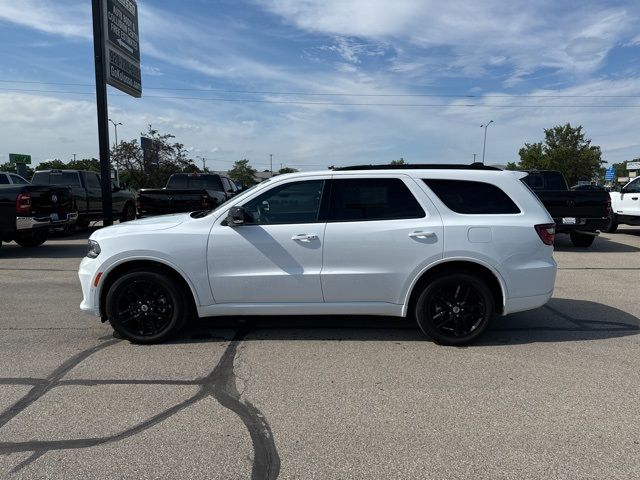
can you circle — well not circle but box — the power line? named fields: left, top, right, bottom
left=2, top=87, right=640, bottom=108
left=1, top=79, right=640, bottom=99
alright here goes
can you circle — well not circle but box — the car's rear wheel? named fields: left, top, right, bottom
left=415, top=272, right=494, bottom=346
left=120, top=202, right=136, bottom=222
left=569, top=231, right=595, bottom=248
left=14, top=229, right=48, bottom=248
left=105, top=270, right=187, bottom=344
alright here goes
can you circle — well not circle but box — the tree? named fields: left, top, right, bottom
left=110, top=126, right=200, bottom=189
left=278, top=167, right=298, bottom=174
left=228, top=159, right=257, bottom=186
left=390, top=157, right=406, bottom=165
left=36, top=159, right=67, bottom=171
left=513, top=124, right=602, bottom=185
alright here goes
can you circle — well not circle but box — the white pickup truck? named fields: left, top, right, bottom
left=606, top=177, right=640, bottom=232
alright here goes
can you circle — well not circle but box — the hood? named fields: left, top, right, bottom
left=90, top=212, right=191, bottom=240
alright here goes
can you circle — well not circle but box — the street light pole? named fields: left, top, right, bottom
left=270, top=154, right=273, bottom=177
left=480, top=120, right=494, bottom=165
left=108, top=119, right=122, bottom=149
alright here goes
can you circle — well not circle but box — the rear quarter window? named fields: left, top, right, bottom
left=423, top=179, right=521, bottom=214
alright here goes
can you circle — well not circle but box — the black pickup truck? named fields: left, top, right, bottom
left=32, top=170, right=137, bottom=228
left=137, top=173, right=237, bottom=217
left=522, top=170, right=611, bottom=248
left=0, top=184, right=77, bottom=248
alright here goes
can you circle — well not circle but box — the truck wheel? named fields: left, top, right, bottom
left=569, top=232, right=595, bottom=248
left=14, top=229, right=48, bottom=248
left=120, top=203, right=136, bottom=222
left=415, top=271, right=494, bottom=346
left=105, top=269, right=188, bottom=344
left=602, top=214, right=618, bottom=233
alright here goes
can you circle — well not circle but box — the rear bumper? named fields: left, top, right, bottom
left=16, top=212, right=78, bottom=230
left=554, top=217, right=609, bottom=234
left=504, top=290, right=553, bottom=315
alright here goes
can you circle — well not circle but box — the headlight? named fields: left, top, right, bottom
left=87, top=239, right=101, bottom=258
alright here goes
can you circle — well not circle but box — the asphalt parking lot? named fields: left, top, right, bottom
left=0, top=228, right=638, bottom=479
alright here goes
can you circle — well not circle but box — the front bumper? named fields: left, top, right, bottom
left=79, top=256, right=102, bottom=317
left=17, top=212, right=78, bottom=230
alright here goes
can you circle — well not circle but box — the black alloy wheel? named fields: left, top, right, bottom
left=105, top=270, right=187, bottom=344
left=121, top=203, right=136, bottom=222
left=416, top=272, right=494, bottom=346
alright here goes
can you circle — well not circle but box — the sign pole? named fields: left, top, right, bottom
left=92, top=0, right=113, bottom=226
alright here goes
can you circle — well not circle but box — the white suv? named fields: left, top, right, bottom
left=606, top=177, right=640, bottom=232
left=79, top=164, right=557, bottom=345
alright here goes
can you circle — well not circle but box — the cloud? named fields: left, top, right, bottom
left=0, top=0, right=91, bottom=39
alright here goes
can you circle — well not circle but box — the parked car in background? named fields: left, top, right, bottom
left=79, top=164, right=557, bottom=346
left=137, top=173, right=237, bottom=217
left=0, top=172, right=31, bottom=185
left=521, top=170, right=610, bottom=247
left=605, top=177, right=640, bottom=232
left=0, top=182, right=77, bottom=248
left=32, top=170, right=136, bottom=229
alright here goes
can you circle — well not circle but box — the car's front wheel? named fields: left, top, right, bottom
left=415, top=271, right=494, bottom=346
left=105, top=269, right=188, bottom=344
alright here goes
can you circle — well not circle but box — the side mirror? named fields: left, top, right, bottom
left=226, top=206, right=246, bottom=227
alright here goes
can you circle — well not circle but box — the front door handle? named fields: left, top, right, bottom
left=408, top=231, right=436, bottom=238
left=292, top=233, right=318, bottom=241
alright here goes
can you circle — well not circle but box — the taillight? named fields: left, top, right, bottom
left=535, top=223, right=555, bottom=246
left=606, top=199, right=612, bottom=215
left=16, top=192, right=31, bottom=214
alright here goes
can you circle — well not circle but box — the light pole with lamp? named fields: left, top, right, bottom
left=480, top=120, right=494, bottom=165
left=108, top=119, right=122, bottom=149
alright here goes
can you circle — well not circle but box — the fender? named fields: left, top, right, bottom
left=400, top=256, right=509, bottom=317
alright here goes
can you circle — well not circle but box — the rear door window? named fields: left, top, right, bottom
left=10, top=174, right=29, bottom=184
left=328, top=178, right=425, bottom=221
left=423, top=179, right=521, bottom=214
left=0, top=175, right=9, bottom=184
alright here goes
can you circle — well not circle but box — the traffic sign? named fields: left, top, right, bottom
left=103, top=0, right=141, bottom=97
left=9, top=153, right=31, bottom=164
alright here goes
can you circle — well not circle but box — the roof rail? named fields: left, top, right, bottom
left=330, top=162, right=502, bottom=171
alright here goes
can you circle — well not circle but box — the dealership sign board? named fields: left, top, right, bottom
left=626, top=161, right=640, bottom=170
left=104, top=0, right=141, bottom=97
left=9, top=153, right=31, bottom=164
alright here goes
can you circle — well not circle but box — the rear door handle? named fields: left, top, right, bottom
left=632, top=197, right=638, bottom=200
left=408, top=231, right=436, bottom=238
left=292, top=233, right=318, bottom=241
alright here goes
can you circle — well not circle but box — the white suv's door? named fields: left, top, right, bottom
left=207, top=179, right=327, bottom=303
left=321, top=176, right=444, bottom=304
left=619, top=178, right=640, bottom=217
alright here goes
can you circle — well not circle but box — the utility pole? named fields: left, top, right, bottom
left=480, top=120, right=494, bottom=165
left=91, top=0, right=113, bottom=226
left=197, top=156, right=207, bottom=171
left=73, top=153, right=77, bottom=162
left=472, top=153, right=477, bottom=163
left=270, top=154, right=273, bottom=177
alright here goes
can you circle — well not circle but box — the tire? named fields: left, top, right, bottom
left=105, top=269, right=188, bottom=344
left=569, top=231, right=595, bottom=248
left=120, top=202, right=136, bottom=223
left=14, top=229, right=48, bottom=248
left=76, top=218, right=90, bottom=230
left=602, top=214, right=618, bottom=234
left=415, top=271, right=494, bottom=346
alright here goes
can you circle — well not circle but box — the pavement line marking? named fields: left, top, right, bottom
left=0, top=268, right=77, bottom=272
